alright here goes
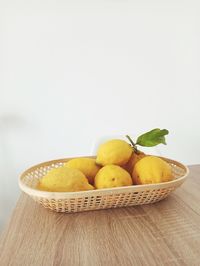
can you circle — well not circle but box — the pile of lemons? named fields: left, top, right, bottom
left=38, top=139, right=173, bottom=192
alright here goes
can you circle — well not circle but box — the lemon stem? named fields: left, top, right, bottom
left=126, top=135, right=139, bottom=154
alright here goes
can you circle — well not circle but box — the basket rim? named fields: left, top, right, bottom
left=19, top=156, right=189, bottom=199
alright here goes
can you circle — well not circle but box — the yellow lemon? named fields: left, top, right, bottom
left=123, top=151, right=146, bottom=174
left=132, top=156, right=173, bottom=185
left=95, top=165, right=133, bottom=189
left=37, top=167, right=94, bottom=192
left=96, top=139, right=133, bottom=166
left=65, top=157, right=101, bottom=184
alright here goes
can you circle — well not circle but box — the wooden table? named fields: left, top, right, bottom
left=0, top=165, right=200, bottom=266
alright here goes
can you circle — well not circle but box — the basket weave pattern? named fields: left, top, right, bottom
left=19, top=157, right=188, bottom=213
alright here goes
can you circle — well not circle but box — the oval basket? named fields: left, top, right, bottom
left=19, top=156, right=189, bottom=213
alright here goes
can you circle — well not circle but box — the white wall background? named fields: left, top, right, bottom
left=0, top=0, right=200, bottom=229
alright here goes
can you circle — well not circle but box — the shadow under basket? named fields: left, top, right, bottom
left=19, top=156, right=189, bottom=213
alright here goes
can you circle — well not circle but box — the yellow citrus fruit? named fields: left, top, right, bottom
left=94, top=165, right=133, bottom=189
left=132, top=156, right=173, bottom=185
left=37, top=167, right=94, bottom=192
left=123, top=151, right=146, bottom=174
left=96, top=139, right=133, bottom=166
left=65, top=157, right=101, bottom=184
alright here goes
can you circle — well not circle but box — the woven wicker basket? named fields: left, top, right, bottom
left=19, top=156, right=189, bottom=213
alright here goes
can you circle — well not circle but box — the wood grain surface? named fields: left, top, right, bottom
left=0, top=165, right=200, bottom=266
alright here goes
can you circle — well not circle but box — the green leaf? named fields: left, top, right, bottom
left=136, top=128, right=169, bottom=147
